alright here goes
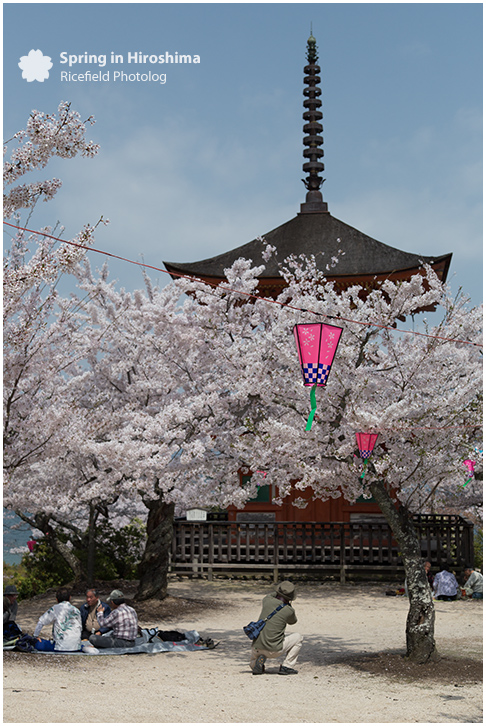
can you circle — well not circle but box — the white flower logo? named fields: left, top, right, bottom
left=18, top=49, right=53, bottom=82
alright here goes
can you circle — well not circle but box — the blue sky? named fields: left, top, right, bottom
left=3, top=2, right=483, bottom=308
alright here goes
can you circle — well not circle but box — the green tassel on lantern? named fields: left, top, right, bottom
left=305, top=384, right=317, bottom=431
left=360, top=459, right=369, bottom=480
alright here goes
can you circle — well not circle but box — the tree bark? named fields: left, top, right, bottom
left=50, top=535, right=85, bottom=582
left=369, top=480, right=439, bottom=663
left=86, top=504, right=97, bottom=584
left=135, top=499, right=175, bottom=601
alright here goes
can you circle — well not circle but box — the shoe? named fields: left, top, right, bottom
left=278, top=665, right=298, bottom=675
left=252, top=654, right=266, bottom=675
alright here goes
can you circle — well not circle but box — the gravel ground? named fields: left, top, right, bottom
left=3, top=577, right=483, bottom=723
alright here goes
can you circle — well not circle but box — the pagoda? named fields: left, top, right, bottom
left=164, top=34, right=452, bottom=300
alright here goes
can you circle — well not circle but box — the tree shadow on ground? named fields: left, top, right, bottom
left=193, top=630, right=483, bottom=686
left=132, top=593, right=225, bottom=622
left=299, top=634, right=483, bottom=685
left=347, top=650, right=483, bottom=684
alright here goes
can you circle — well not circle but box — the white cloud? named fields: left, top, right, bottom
left=37, top=120, right=298, bottom=289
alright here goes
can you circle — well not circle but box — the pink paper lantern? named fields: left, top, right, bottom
left=293, top=322, right=343, bottom=387
left=294, top=322, right=343, bottom=430
left=27, top=539, right=36, bottom=552
left=462, top=459, right=476, bottom=487
left=355, top=432, right=379, bottom=459
left=463, top=459, right=476, bottom=474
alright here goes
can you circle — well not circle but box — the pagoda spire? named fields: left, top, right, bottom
left=300, top=32, right=328, bottom=213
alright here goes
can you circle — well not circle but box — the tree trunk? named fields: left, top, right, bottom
left=50, top=535, right=86, bottom=582
left=86, top=504, right=97, bottom=584
left=15, top=510, right=86, bottom=582
left=369, top=480, right=439, bottom=663
left=135, top=499, right=175, bottom=601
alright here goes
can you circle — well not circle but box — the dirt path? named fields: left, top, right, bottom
left=3, top=578, right=483, bottom=723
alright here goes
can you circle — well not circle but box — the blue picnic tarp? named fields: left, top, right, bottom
left=4, top=630, right=210, bottom=655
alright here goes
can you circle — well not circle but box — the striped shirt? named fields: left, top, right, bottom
left=97, top=603, right=138, bottom=640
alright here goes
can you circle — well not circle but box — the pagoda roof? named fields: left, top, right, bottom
left=163, top=210, right=452, bottom=284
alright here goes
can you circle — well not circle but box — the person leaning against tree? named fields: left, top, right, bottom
left=250, top=580, right=303, bottom=676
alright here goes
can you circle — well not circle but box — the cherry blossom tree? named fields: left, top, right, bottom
left=4, top=107, right=481, bottom=665
left=81, top=252, right=477, bottom=659
left=6, top=214, right=481, bottom=663
left=4, top=101, right=100, bottom=304
left=3, top=103, right=107, bottom=579
left=67, top=251, right=481, bottom=660
left=184, top=255, right=482, bottom=663
left=4, top=104, right=263, bottom=592
left=50, top=262, right=262, bottom=598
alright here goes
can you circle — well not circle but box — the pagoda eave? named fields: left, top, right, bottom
left=164, top=254, right=452, bottom=302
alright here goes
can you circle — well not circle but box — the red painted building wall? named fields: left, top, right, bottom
left=227, top=477, right=385, bottom=522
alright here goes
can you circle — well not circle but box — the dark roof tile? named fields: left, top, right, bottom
left=164, top=211, right=451, bottom=279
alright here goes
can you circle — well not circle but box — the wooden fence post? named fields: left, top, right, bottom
left=273, top=523, right=279, bottom=583
left=340, top=523, right=346, bottom=584
left=208, top=523, right=214, bottom=581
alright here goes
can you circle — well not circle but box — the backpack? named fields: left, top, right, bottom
left=139, top=627, right=187, bottom=643
left=3, top=621, right=22, bottom=641
left=15, top=634, right=38, bottom=653
left=157, top=630, right=187, bottom=643
left=139, top=627, right=160, bottom=643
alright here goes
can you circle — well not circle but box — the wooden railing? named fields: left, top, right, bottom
left=170, top=515, right=474, bottom=582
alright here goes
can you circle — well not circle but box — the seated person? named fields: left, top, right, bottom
left=463, top=566, right=483, bottom=599
left=3, top=585, right=22, bottom=641
left=4, top=585, right=19, bottom=625
left=33, top=588, right=82, bottom=651
left=80, top=588, right=111, bottom=639
left=424, top=561, right=435, bottom=588
left=433, top=566, right=459, bottom=601
left=89, top=589, right=138, bottom=649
